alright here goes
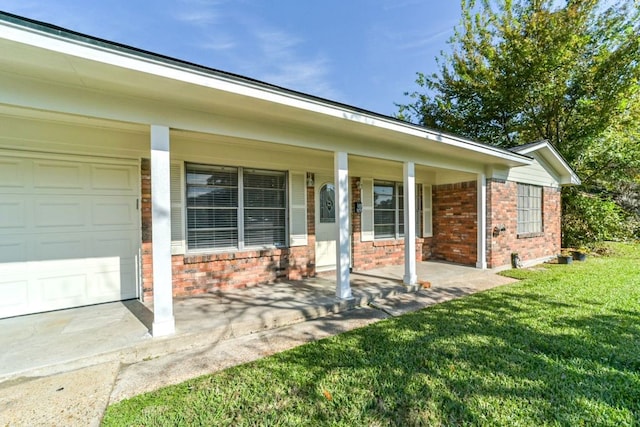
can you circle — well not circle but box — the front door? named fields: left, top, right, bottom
left=315, top=176, right=337, bottom=272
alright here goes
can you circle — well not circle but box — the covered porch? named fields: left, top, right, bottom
left=0, top=261, right=515, bottom=381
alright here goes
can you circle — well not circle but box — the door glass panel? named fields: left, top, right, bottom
left=319, top=183, right=335, bottom=223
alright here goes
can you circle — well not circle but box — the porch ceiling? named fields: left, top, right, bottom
left=0, top=16, right=531, bottom=171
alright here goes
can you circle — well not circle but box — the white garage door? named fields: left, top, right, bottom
left=0, top=152, right=139, bottom=318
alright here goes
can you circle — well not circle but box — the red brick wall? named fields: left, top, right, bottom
left=350, top=177, right=431, bottom=270
left=431, top=181, right=478, bottom=265
left=141, top=160, right=561, bottom=297
left=141, top=160, right=316, bottom=300
left=487, top=179, right=561, bottom=267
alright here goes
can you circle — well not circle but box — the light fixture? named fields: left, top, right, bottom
left=356, top=180, right=362, bottom=190
left=306, top=172, right=315, bottom=187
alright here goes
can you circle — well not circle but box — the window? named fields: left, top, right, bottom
left=373, top=181, right=423, bottom=239
left=517, top=183, right=542, bottom=234
left=186, top=163, right=287, bottom=251
left=319, top=183, right=335, bottom=223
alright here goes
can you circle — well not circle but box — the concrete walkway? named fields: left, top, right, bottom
left=0, top=262, right=516, bottom=426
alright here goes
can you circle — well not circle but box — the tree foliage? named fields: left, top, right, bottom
left=397, top=0, right=640, bottom=246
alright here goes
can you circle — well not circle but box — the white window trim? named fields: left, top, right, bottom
left=373, top=180, right=423, bottom=240
left=184, top=163, right=289, bottom=253
left=517, top=183, right=543, bottom=235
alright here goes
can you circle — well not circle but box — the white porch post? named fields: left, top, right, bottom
left=403, top=162, right=418, bottom=285
left=334, top=151, right=352, bottom=299
left=150, top=125, right=175, bottom=337
left=476, top=172, right=487, bottom=269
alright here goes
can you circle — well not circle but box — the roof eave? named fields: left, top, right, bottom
left=0, top=10, right=532, bottom=167
left=511, top=140, right=581, bottom=186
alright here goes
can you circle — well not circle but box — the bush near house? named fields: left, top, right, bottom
left=103, top=243, right=640, bottom=426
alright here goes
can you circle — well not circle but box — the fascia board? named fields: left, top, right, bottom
left=512, top=142, right=581, bottom=186
left=1, top=18, right=530, bottom=166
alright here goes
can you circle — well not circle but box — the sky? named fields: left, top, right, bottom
left=0, top=1, right=462, bottom=116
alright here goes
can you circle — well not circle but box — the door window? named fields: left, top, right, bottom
left=319, top=183, right=335, bottom=223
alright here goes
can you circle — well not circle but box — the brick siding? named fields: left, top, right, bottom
left=431, top=181, right=478, bottom=265
left=350, top=177, right=431, bottom=270
left=141, top=161, right=562, bottom=298
left=486, top=179, right=561, bottom=267
left=141, top=159, right=316, bottom=299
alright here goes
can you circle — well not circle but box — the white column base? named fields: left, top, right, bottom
left=152, top=317, right=176, bottom=337
left=403, top=274, right=418, bottom=286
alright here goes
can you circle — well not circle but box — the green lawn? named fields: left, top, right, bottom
left=103, top=243, right=640, bottom=426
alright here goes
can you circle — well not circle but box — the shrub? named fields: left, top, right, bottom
left=562, top=190, right=633, bottom=247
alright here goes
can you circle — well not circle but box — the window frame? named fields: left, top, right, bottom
left=373, top=180, right=423, bottom=240
left=185, top=162, right=288, bottom=253
left=517, top=183, right=543, bottom=236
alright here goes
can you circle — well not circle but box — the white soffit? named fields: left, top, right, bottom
left=0, top=14, right=531, bottom=167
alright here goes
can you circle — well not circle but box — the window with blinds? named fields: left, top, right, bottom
left=186, top=163, right=286, bottom=251
left=374, top=182, right=396, bottom=239
left=517, top=183, right=543, bottom=234
left=243, top=168, right=287, bottom=247
left=373, top=181, right=422, bottom=239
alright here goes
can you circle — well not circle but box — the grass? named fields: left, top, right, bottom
left=103, top=242, right=640, bottom=426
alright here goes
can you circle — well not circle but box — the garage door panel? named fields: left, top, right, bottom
left=91, top=165, right=136, bottom=192
left=0, top=198, right=27, bottom=229
left=88, top=268, right=123, bottom=299
left=35, top=198, right=87, bottom=228
left=92, top=199, right=137, bottom=227
left=39, top=272, right=87, bottom=302
left=0, top=238, right=28, bottom=262
left=91, top=232, right=136, bottom=257
left=0, top=158, right=27, bottom=189
left=0, top=152, right=140, bottom=318
left=35, top=235, right=87, bottom=261
left=0, top=278, right=28, bottom=313
left=33, top=160, right=86, bottom=190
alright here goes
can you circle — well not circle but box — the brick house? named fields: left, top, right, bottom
left=0, top=13, right=579, bottom=335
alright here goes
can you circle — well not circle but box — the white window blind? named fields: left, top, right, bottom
left=185, top=163, right=288, bottom=251
left=243, top=168, right=286, bottom=247
left=186, top=164, right=239, bottom=250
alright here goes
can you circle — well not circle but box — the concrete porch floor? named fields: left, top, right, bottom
left=0, top=261, right=506, bottom=381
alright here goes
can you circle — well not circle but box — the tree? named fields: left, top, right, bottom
left=397, top=0, right=640, bottom=246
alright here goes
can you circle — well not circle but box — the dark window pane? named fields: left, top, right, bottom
left=320, top=183, right=335, bottom=223
left=186, top=165, right=238, bottom=186
left=374, top=224, right=395, bottom=239
left=244, top=170, right=286, bottom=189
left=187, top=208, right=237, bottom=229
left=245, top=208, right=286, bottom=246
left=374, top=183, right=394, bottom=209
left=244, top=188, right=286, bottom=208
left=187, top=229, right=238, bottom=249
left=243, top=169, right=287, bottom=246
left=374, top=210, right=395, bottom=226
left=187, top=187, right=237, bottom=207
